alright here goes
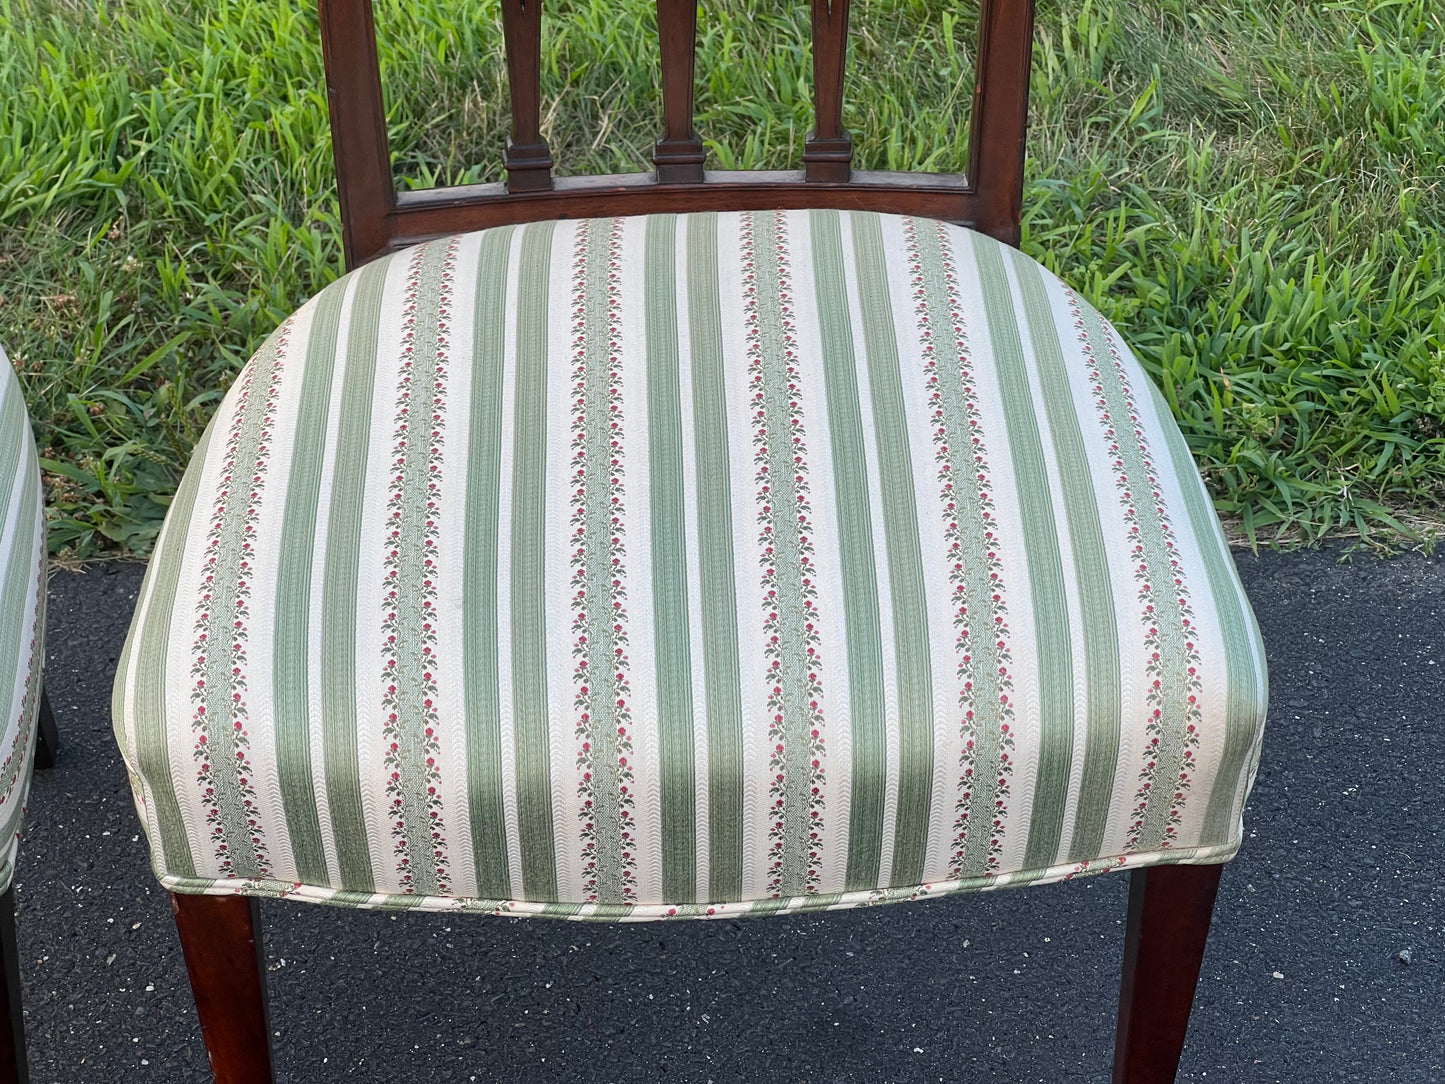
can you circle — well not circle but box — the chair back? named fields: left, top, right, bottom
left=319, top=0, right=1037, bottom=268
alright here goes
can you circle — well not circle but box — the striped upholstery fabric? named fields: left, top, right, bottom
left=112, top=211, right=1267, bottom=920
left=0, top=347, right=47, bottom=895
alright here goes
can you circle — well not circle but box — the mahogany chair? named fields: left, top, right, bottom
left=111, top=2, right=1269, bottom=1081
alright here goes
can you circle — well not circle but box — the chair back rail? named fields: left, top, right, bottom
left=318, top=0, right=1036, bottom=269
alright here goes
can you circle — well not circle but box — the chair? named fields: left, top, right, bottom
left=110, top=2, right=1269, bottom=1081
left=0, top=344, right=56, bottom=1084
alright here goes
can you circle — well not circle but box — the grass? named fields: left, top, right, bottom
left=1, top=0, right=1442, bottom=556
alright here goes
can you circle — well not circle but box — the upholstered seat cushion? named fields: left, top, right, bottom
left=0, top=348, right=48, bottom=894
left=113, top=211, right=1267, bottom=919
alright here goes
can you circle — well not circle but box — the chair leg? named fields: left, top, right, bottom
left=171, top=893, right=275, bottom=1084
left=1112, top=862, right=1222, bottom=1084
left=31, top=690, right=56, bottom=772
left=0, top=888, right=26, bottom=1084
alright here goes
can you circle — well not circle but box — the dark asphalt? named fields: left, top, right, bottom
left=14, top=547, right=1444, bottom=1083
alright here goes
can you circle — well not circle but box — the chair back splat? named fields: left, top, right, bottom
left=318, top=0, right=1037, bottom=269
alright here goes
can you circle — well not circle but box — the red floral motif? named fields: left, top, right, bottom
left=742, top=211, right=827, bottom=898
left=905, top=219, right=1016, bottom=877
left=188, top=320, right=292, bottom=878
left=568, top=219, right=638, bottom=903
left=1066, top=292, right=1202, bottom=849
left=381, top=240, right=458, bottom=894
left=1061, top=855, right=1128, bottom=882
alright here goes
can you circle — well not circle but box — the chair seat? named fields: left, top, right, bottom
left=0, top=348, right=49, bottom=894
left=113, top=210, right=1267, bottom=920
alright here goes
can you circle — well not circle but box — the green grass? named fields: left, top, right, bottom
left=1, top=0, right=1442, bottom=556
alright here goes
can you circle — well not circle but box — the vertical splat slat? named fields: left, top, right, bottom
left=318, top=0, right=396, bottom=268
left=315, top=0, right=1036, bottom=256
left=804, top=0, right=853, bottom=183
left=967, top=0, right=1036, bottom=247
left=653, top=0, right=706, bottom=183
left=501, top=0, right=554, bottom=192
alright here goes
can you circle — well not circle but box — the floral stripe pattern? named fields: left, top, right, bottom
left=114, top=211, right=1267, bottom=921
left=188, top=321, right=291, bottom=879
left=1067, top=292, right=1204, bottom=851
left=569, top=218, right=639, bottom=904
left=381, top=240, right=458, bottom=895
left=906, top=219, right=1017, bottom=879
left=742, top=211, right=828, bottom=899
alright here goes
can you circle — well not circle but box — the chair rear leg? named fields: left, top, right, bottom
left=171, top=893, right=275, bottom=1084
left=0, top=887, right=27, bottom=1084
left=1112, top=862, right=1223, bottom=1084
left=32, top=690, right=56, bottom=772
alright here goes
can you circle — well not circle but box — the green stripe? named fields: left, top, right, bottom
left=1076, top=302, right=1193, bottom=850
left=511, top=219, right=559, bottom=902
left=746, top=896, right=791, bottom=918
left=750, top=211, right=821, bottom=897
left=686, top=213, right=744, bottom=903
left=201, top=335, right=290, bottom=877
left=912, top=222, right=1011, bottom=878
left=322, top=258, right=390, bottom=892
left=1010, top=255, right=1120, bottom=863
left=851, top=212, right=934, bottom=889
left=272, top=281, right=346, bottom=884
left=122, top=417, right=218, bottom=878
left=645, top=215, right=698, bottom=903
left=575, top=220, right=631, bottom=903
left=387, top=241, right=454, bottom=896
left=810, top=210, right=886, bottom=892
left=1143, top=376, right=1266, bottom=844
left=464, top=225, right=518, bottom=899
left=973, top=237, right=1074, bottom=871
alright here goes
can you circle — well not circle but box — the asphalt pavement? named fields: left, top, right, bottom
left=14, top=546, right=1444, bottom=1083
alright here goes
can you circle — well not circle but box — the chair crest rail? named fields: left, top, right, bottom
left=318, top=0, right=1036, bottom=268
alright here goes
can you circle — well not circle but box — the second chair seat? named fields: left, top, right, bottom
left=112, top=209, right=1266, bottom=920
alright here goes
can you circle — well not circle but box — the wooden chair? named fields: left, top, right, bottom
left=112, top=2, right=1268, bottom=1081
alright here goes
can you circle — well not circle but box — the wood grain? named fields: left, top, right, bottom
left=319, top=0, right=1037, bottom=268
left=172, top=894, right=276, bottom=1084
left=653, top=0, right=706, bottom=183
left=500, top=0, right=554, bottom=192
left=1113, top=864, right=1224, bottom=1084
left=804, top=0, right=854, bottom=183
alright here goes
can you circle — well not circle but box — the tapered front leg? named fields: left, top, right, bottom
left=0, top=887, right=27, bottom=1084
left=32, top=690, right=56, bottom=772
left=1112, top=863, right=1223, bottom=1084
left=171, top=893, right=275, bottom=1084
